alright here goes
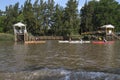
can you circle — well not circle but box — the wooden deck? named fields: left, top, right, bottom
left=81, top=31, right=105, bottom=35
left=28, top=36, right=64, bottom=40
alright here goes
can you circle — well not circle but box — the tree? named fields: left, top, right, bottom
left=33, top=0, right=40, bottom=35
left=80, top=0, right=120, bottom=32
left=0, top=10, right=5, bottom=32
left=44, top=0, right=55, bottom=35
left=38, top=0, right=47, bottom=35
left=51, top=4, right=64, bottom=36
left=0, top=16, right=5, bottom=32
left=95, top=0, right=119, bottom=27
left=23, top=0, right=35, bottom=34
left=0, top=0, right=120, bottom=35
left=4, top=2, right=19, bottom=33
left=64, top=0, right=80, bottom=37
left=115, top=4, right=120, bottom=31
left=80, top=0, right=98, bottom=33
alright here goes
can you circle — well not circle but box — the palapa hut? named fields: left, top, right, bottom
left=99, top=24, right=115, bottom=40
left=13, top=22, right=28, bottom=42
left=100, top=24, right=115, bottom=35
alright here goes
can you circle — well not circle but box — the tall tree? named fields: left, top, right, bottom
left=80, top=0, right=98, bottom=33
left=0, top=10, right=6, bottom=32
left=64, top=0, right=80, bottom=37
left=80, top=0, right=120, bottom=32
left=38, top=0, right=47, bottom=35
left=51, top=4, right=64, bottom=36
left=4, top=3, right=19, bottom=33
left=95, top=0, right=120, bottom=31
left=23, top=0, right=35, bottom=34
left=33, top=0, right=40, bottom=35
left=115, top=4, right=120, bottom=31
left=44, top=0, right=55, bottom=35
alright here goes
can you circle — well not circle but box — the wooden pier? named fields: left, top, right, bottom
left=13, top=22, right=64, bottom=44
left=81, top=24, right=120, bottom=40
left=27, top=36, right=63, bottom=41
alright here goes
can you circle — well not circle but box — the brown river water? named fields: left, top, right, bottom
left=0, top=40, right=120, bottom=80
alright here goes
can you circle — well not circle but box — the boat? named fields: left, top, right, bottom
left=92, top=41, right=114, bottom=44
left=25, top=41, right=46, bottom=44
left=58, top=40, right=69, bottom=43
left=69, top=41, right=90, bottom=43
left=58, top=40, right=90, bottom=44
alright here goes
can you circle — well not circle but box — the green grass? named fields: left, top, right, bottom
left=0, top=33, right=14, bottom=41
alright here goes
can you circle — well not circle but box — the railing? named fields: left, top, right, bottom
left=112, top=33, right=120, bottom=40
left=27, top=36, right=64, bottom=41
left=81, top=31, right=106, bottom=35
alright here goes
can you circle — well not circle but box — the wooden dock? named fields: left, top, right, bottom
left=28, top=36, right=64, bottom=40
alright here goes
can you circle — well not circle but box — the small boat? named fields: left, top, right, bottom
left=92, top=41, right=114, bottom=44
left=69, top=41, right=90, bottom=43
left=25, top=41, right=46, bottom=44
left=58, top=40, right=90, bottom=44
left=58, top=40, right=69, bottom=43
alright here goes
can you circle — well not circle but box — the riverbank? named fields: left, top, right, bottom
left=0, top=33, right=14, bottom=41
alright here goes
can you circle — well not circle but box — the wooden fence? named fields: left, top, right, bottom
left=27, top=36, right=64, bottom=41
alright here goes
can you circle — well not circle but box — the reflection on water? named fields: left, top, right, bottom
left=0, top=41, right=120, bottom=79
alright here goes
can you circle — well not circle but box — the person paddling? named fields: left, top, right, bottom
left=103, top=38, right=107, bottom=42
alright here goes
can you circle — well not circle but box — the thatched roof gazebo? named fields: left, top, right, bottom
left=13, top=22, right=28, bottom=41
left=13, top=22, right=27, bottom=34
left=100, top=24, right=115, bottom=35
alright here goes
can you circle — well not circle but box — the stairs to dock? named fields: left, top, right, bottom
left=112, top=33, right=120, bottom=40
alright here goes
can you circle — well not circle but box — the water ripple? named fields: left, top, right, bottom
left=0, top=68, right=120, bottom=80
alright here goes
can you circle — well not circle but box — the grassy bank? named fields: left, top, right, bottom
left=0, top=33, right=14, bottom=41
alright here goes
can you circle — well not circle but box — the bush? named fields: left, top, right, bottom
left=0, top=33, right=14, bottom=41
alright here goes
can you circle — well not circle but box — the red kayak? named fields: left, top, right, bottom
left=92, top=41, right=114, bottom=44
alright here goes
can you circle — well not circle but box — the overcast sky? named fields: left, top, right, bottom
left=0, top=0, right=120, bottom=11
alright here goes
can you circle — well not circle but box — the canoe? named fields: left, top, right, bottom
left=69, top=41, right=90, bottom=43
left=25, top=41, right=46, bottom=44
left=58, top=40, right=90, bottom=44
left=59, top=40, right=69, bottom=43
left=92, top=41, right=114, bottom=44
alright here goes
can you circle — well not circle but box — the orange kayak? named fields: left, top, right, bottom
left=92, top=41, right=114, bottom=44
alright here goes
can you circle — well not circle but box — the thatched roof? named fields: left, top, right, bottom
left=13, top=22, right=26, bottom=27
left=101, top=24, right=115, bottom=28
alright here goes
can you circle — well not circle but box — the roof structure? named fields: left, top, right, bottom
left=101, top=24, right=115, bottom=28
left=13, top=22, right=26, bottom=27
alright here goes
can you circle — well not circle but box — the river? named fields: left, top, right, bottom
left=0, top=40, right=120, bottom=80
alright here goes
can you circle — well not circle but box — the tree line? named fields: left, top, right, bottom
left=0, top=0, right=120, bottom=37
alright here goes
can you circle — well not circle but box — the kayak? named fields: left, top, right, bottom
left=58, top=40, right=90, bottom=44
left=92, top=41, right=114, bottom=44
left=58, top=40, right=69, bottom=43
left=69, top=41, right=90, bottom=43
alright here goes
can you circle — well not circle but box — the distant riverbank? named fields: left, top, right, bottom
left=0, top=33, right=14, bottom=41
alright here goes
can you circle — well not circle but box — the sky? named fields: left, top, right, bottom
left=0, top=0, right=120, bottom=11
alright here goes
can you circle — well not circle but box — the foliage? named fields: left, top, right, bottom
left=0, top=16, right=6, bottom=32
left=0, top=33, right=14, bottom=41
left=51, top=4, right=64, bottom=36
left=80, top=0, right=120, bottom=32
left=64, top=0, right=80, bottom=37
left=23, top=0, right=35, bottom=34
left=3, top=3, right=20, bottom=33
left=0, top=0, right=120, bottom=36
